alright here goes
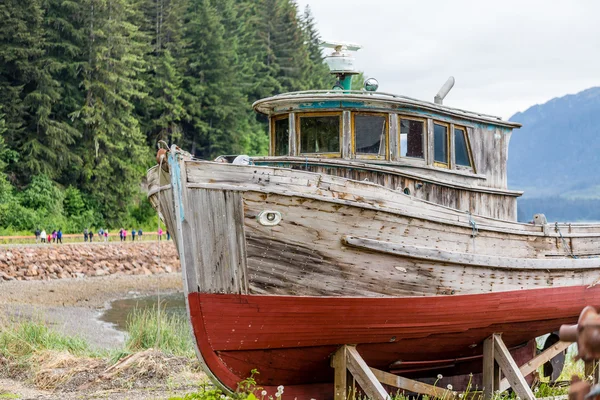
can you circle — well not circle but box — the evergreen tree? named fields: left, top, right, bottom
left=74, top=0, right=151, bottom=222
left=182, top=0, right=247, bottom=158
left=0, top=0, right=81, bottom=181
left=0, top=0, right=338, bottom=230
left=301, top=5, right=332, bottom=90
left=138, top=0, right=189, bottom=145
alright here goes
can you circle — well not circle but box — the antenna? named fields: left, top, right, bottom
left=321, top=41, right=362, bottom=52
left=321, top=40, right=362, bottom=90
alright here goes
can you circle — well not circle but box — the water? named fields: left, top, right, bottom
left=99, top=292, right=186, bottom=331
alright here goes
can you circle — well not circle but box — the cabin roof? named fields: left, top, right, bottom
left=253, top=90, right=522, bottom=129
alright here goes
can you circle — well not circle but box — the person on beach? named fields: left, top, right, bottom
left=131, top=229, right=136, bottom=241
left=47, top=233, right=51, bottom=243
left=52, top=230, right=57, bottom=243
left=166, top=230, right=170, bottom=240
left=104, top=229, right=108, bottom=242
left=35, top=228, right=41, bottom=243
left=89, top=229, right=94, bottom=242
left=119, top=229, right=123, bottom=242
left=138, top=229, right=142, bottom=240
left=56, top=229, right=63, bottom=244
left=83, top=228, right=88, bottom=242
left=122, top=229, right=127, bottom=241
left=158, top=228, right=163, bottom=240
left=40, top=229, right=46, bottom=243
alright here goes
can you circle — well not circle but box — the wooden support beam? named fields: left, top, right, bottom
left=499, top=341, right=570, bottom=392
left=345, top=346, right=389, bottom=400
left=331, top=346, right=348, bottom=400
left=492, top=334, right=535, bottom=400
left=585, top=360, right=599, bottom=384
left=483, top=335, right=500, bottom=400
left=370, top=367, right=455, bottom=398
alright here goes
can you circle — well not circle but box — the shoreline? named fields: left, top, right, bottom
left=0, top=273, right=184, bottom=350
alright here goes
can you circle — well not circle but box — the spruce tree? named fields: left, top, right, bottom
left=75, top=0, right=151, bottom=222
left=138, top=0, right=189, bottom=146
left=301, top=5, right=333, bottom=90
left=182, top=0, right=247, bottom=158
left=0, top=0, right=82, bottom=181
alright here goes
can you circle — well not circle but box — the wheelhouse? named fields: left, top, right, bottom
left=253, top=90, right=523, bottom=221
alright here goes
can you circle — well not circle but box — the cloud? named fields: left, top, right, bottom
left=297, top=0, right=600, bottom=118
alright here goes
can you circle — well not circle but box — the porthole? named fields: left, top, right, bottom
left=257, top=210, right=282, bottom=226
left=403, top=188, right=411, bottom=196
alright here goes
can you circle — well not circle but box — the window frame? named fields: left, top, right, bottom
left=351, top=111, right=389, bottom=160
left=296, top=112, right=343, bottom=157
left=270, top=114, right=290, bottom=156
left=453, top=125, right=475, bottom=172
left=432, top=121, right=451, bottom=168
left=398, top=115, right=427, bottom=162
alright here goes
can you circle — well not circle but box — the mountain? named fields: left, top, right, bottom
left=508, top=87, right=600, bottom=221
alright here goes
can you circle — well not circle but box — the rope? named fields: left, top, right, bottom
left=555, top=222, right=578, bottom=259
left=467, top=211, right=478, bottom=238
left=467, top=210, right=478, bottom=253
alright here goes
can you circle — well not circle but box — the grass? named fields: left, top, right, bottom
left=0, top=317, right=97, bottom=360
left=124, top=305, right=195, bottom=359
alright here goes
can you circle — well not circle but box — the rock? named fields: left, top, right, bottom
left=0, top=242, right=180, bottom=280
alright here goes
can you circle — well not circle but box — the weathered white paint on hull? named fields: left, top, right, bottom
left=147, top=160, right=600, bottom=299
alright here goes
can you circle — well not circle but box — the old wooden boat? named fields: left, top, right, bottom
left=147, top=44, right=600, bottom=398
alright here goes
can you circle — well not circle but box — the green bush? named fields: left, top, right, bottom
left=63, top=186, right=86, bottom=216
left=19, top=175, right=64, bottom=214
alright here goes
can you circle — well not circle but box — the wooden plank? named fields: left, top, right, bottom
left=331, top=346, right=348, bottom=400
left=483, top=335, right=500, bottom=400
left=288, top=112, right=297, bottom=156
left=493, top=334, right=535, bottom=400
left=342, top=111, right=352, bottom=159
left=370, top=367, right=454, bottom=398
left=345, top=346, right=389, bottom=400
left=499, top=341, right=570, bottom=392
left=388, top=114, right=399, bottom=161
left=342, top=236, right=600, bottom=270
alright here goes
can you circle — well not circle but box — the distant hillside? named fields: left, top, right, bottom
left=508, top=87, right=600, bottom=221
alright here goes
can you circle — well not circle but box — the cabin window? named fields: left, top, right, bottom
left=299, top=114, right=340, bottom=154
left=272, top=116, right=289, bottom=156
left=354, top=113, right=387, bottom=157
left=454, top=127, right=472, bottom=168
left=399, top=118, right=424, bottom=159
left=433, top=123, right=449, bottom=166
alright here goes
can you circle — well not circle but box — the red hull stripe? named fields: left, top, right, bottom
left=189, top=286, right=600, bottom=398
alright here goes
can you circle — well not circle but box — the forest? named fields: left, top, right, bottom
left=0, top=0, right=333, bottom=233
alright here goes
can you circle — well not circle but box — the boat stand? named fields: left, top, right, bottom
left=331, top=345, right=456, bottom=400
left=331, top=335, right=569, bottom=400
left=483, top=333, right=570, bottom=400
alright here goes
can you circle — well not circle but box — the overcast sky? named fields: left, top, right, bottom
left=295, top=0, right=600, bottom=119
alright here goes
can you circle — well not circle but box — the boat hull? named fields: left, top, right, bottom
left=147, top=159, right=600, bottom=399
left=189, top=285, right=600, bottom=398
